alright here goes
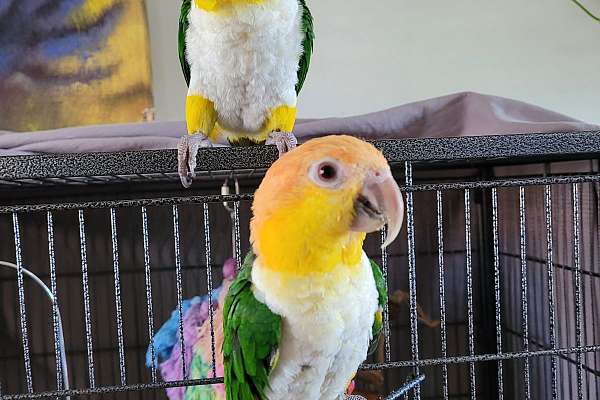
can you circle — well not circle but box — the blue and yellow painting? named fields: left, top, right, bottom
left=0, top=0, right=153, bottom=131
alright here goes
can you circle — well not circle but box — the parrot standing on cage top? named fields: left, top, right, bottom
left=148, top=135, right=404, bottom=400
left=176, top=0, right=314, bottom=188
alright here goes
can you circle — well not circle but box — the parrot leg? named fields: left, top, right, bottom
left=344, top=396, right=367, bottom=400
left=266, top=131, right=298, bottom=157
left=177, top=134, right=212, bottom=188
left=179, top=93, right=218, bottom=187
left=264, top=105, right=298, bottom=157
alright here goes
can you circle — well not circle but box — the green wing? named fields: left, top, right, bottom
left=368, top=259, right=388, bottom=355
left=295, top=0, right=314, bottom=94
left=179, top=0, right=192, bottom=87
left=223, top=252, right=282, bottom=400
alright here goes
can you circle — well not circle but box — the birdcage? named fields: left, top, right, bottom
left=0, top=132, right=599, bottom=400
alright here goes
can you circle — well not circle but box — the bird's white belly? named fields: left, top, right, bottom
left=187, top=0, right=303, bottom=133
left=251, top=254, right=379, bottom=400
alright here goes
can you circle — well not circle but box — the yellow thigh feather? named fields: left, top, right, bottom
left=187, top=98, right=297, bottom=145
left=186, top=95, right=218, bottom=139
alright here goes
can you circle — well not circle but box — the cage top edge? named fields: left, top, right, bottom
left=0, top=130, right=599, bottom=181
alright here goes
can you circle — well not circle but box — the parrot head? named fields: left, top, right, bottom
left=251, top=135, right=404, bottom=276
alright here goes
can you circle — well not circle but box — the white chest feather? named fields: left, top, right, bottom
left=251, top=253, right=379, bottom=400
left=186, top=0, right=303, bottom=132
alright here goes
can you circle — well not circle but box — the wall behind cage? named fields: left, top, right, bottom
left=146, top=0, right=600, bottom=124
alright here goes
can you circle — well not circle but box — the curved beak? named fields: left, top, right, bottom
left=350, top=169, right=404, bottom=248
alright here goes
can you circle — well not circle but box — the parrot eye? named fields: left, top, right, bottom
left=318, top=163, right=337, bottom=181
left=309, top=159, right=345, bottom=188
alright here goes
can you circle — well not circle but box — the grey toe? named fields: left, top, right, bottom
left=266, top=131, right=298, bottom=158
left=177, top=133, right=212, bottom=188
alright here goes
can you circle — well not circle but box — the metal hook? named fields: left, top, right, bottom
left=345, top=374, right=425, bottom=400
left=221, top=175, right=240, bottom=214
left=0, top=261, right=71, bottom=399
left=383, top=374, right=425, bottom=400
left=221, top=176, right=241, bottom=264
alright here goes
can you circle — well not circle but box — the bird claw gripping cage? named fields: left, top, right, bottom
left=0, top=131, right=600, bottom=400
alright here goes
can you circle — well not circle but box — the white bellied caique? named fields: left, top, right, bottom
left=148, top=135, right=405, bottom=399
left=224, top=135, right=404, bottom=399
left=177, top=0, right=314, bottom=187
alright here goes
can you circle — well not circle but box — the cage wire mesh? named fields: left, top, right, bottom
left=0, top=133, right=599, bottom=400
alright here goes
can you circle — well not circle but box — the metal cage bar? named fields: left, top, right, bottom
left=46, top=212, right=63, bottom=391
left=404, top=161, right=421, bottom=400
left=141, top=206, right=157, bottom=383
left=593, top=178, right=600, bottom=400
left=464, top=190, right=476, bottom=400
left=172, top=205, right=187, bottom=380
left=77, top=210, right=95, bottom=388
left=436, top=190, right=449, bottom=400
left=491, top=188, right=504, bottom=399
left=572, top=183, right=584, bottom=400
left=380, top=226, right=392, bottom=363
left=203, top=202, right=217, bottom=377
left=233, top=202, right=242, bottom=270
left=12, top=213, right=33, bottom=394
left=519, top=187, right=531, bottom=399
left=544, top=185, right=559, bottom=400
left=110, top=208, right=127, bottom=386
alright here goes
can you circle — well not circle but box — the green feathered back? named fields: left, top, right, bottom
left=178, top=0, right=314, bottom=93
left=369, top=259, right=388, bottom=355
left=179, top=0, right=192, bottom=87
left=296, top=0, right=314, bottom=94
left=223, top=252, right=282, bottom=400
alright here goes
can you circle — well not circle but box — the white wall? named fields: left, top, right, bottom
left=145, top=0, right=600, bottom=124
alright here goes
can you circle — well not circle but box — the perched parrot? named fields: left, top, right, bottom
left=149, top=135, right=404, bottom=399
left=177, top=0, right=314, bottom=187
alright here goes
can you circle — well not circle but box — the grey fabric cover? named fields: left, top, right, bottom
left=0, top=92, right=597, bottom=156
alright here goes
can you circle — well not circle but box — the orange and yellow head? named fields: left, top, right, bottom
left=251, top=135, right=404, bottom=276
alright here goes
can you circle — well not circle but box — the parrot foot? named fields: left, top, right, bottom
left=266, top=131, right=297, bottom=157
left=345, top=396, right=367, bottom=400
left=177, top=134, right=212, bottom=188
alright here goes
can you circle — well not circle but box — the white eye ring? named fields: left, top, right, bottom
left=308, top=158, right=345, bottom=188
